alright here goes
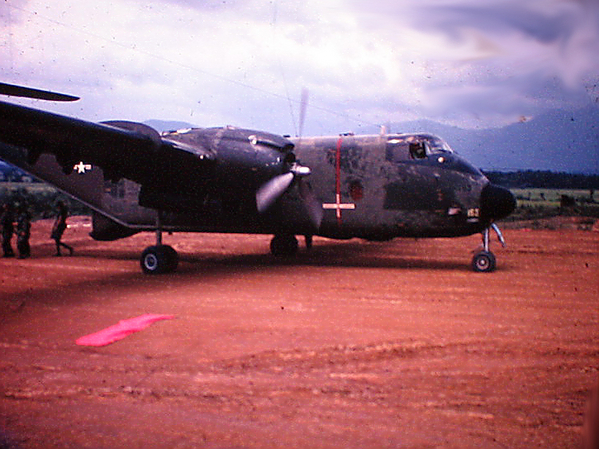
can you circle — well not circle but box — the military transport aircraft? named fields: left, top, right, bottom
left=0, top=83, right=515, bottom=274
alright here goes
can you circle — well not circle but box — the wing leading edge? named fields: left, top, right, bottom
left=0, top=100, right=214, bottom=192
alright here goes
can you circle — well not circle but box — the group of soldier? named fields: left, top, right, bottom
left=1, top=200, right=73, bottom=259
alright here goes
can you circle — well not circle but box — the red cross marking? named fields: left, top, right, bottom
left=322, top=137, right=355, bottom=225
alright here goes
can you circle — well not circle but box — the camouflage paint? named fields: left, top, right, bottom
left=292, top=133, right=489, bottom=240
left=0, top=100, right=507, bottom=244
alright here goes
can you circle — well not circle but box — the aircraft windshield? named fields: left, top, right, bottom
left=423, top=135, right=453, bottom=154
left=386, top=133, right=454, bottom=162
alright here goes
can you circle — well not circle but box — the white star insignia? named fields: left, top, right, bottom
left=73, top=162, right=92, bottom=174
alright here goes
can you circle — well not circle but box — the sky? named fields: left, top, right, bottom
left=1, top=0, right=599, bottom=137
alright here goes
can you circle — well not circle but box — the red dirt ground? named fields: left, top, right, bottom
left=1, top=217, right=598, bottom=448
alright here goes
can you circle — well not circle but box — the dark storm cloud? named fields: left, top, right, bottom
left=358, top=0, right=598, bottom=44
left=410, top=1, right=599, bottom=73
left=418, top=3, right=578, bottom=44
left=2, top=0, right=597, bottom=131
left=347, top=0, right=599, bottom=126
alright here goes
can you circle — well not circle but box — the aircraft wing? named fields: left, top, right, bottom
left=0, top=100, right=213, bottom=191
left=0, top=82, right=79, bottom=102
left=0, top=98, right=319, bottom=232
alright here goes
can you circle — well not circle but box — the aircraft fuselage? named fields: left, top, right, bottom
left=292, top=133, right=490, bottom=240
left=1, top=127, right=507, bottom=242
left=0, top=96, right=516, bottom=273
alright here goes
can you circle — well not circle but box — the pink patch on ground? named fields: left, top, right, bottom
left=76, top=314, right=175, bottom=347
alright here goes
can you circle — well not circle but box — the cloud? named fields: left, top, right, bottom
left=0, top=0, right=597, bottom=133
left=408, top=0, right=599, bottom=87
left=0, top=0, right=30, bottom=25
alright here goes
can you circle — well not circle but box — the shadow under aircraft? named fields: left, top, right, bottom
left=0, top=82, right=515, bottom=274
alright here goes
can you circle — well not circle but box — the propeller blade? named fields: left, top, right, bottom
left=256, top=172, right=294, bottom=213
left=298, top=179, right=323, bottom=229
left=0, top=82, right=79, bottom=102
left=298, top=88, right=309, bottom=138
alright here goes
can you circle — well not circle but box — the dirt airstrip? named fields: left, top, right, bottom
left=0, top=217, right=598, bottom=448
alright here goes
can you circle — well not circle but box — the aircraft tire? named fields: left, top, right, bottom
left=141, top=245, right=178, bottom=274
left=162, top=245, right=179, bottom=272
left=270, top=234, right=298, bottom=257
left=471, top=250, right=496, bottom=273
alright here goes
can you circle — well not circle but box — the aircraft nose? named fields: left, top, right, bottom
left=480, top=183, right=517, bottom=221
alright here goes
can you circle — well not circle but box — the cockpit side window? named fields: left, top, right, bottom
left=409, top=142, right=427, bottom=159
left=385, top=140, right=410, bottom=162
left=386, top=135, right=451, bottom=162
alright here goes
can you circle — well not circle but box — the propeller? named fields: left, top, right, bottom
left=255, top=88, right=321, bottom=229
left=294, top=88, right=322, bottom=228
left=298, top=88, right=309, bottom=138
left=256, top=163, right=311, bottom=213
left=298, top=176, right=324, bottom=229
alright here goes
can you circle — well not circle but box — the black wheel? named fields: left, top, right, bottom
left=471, top=251, right=496, bottom=273
left=162, top=245, right=179, bottom=272
left=304, top=234, right=313, bottom=250
left=270, top=234, right=299, bottom=257
left=140, top=245, right=178, bottom=274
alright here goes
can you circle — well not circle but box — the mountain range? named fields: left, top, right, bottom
left=145, top=105, right=599, bottom=174
left=146, top=106, right=599, bottom=174
left=2, top=108, right=597, bottom=176
left=382, top=106, right=599, bottom=174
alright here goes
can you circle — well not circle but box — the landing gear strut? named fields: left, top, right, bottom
left=471, top=223, right=506, bottom=273
left=140, top=212, right=179, bottom=274
left=304, top=234, right=313, bottom=250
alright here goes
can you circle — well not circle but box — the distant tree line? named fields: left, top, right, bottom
left=483, top=170, right=599, bottom=189
left=0, top=185, right=90, bottom=220
left=0, top=164, right=43, bottom=183
left=0, top=164, right=86, bottom=218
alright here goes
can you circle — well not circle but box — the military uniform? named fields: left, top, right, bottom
left=0, top=204, right=15, bottom=257
left=51, top=202, right=73, bottom=256
left=16, top=209, right=31, bottom=259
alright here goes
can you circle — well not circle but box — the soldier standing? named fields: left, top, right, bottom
left=51, top=201, right=73, bottom=256
left=1, top=202, right=15, bottom=257
left=15, top=205, right=31, bottom=259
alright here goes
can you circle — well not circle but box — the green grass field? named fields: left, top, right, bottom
left=510, top=188, right=599, bottom=220
left=512, top=188, right=595, bottom=206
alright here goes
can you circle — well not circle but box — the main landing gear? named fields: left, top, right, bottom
left=471, top=223, right=506, bottom=273
left=141, top=245, right=178, bottom=274
left=140, top=212, right=179, bottom=274
left=270, top=234, right=299, bottom=257
left=269, top=234, right=314, bottom=256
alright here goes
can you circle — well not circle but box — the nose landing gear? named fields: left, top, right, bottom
left=472, top=223, right=506, bottom=273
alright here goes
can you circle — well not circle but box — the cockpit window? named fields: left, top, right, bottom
left=409, top=142, right=427, bottom=159
left=423, top=135, right=453, bottom=154
left=386, top=134, right=453, bottom=163
left=385, top=139, right=409, bottom=162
